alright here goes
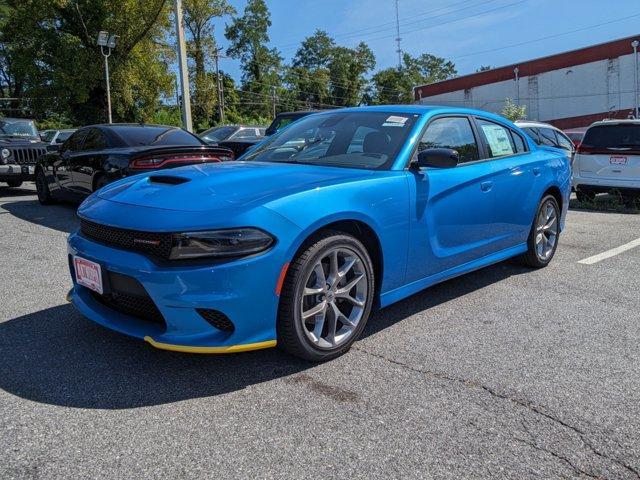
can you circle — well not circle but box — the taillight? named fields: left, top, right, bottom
left=130, top=152, right=233, bottom=170
left=575, top=144, right=594, bottom=155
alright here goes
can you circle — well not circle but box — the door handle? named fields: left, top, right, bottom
left=533, top=167, right=541, bottom=176
left=480, top=181, right=493, bottom=192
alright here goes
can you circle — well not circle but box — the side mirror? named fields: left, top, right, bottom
left=46, top=144, right=60, bottom=152
left=414, top=148, right=459, bottom=169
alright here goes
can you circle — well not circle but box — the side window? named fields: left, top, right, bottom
left=538, top=128, right=558, bottom=147
left=523, top=127, right=540, bottom=145
left=418, top=117, right=479, bottom=163
left=82, top=129, right=108, bottom=151
left=476, top=119, right=515, bottom=157
left=63, top=130, right=87, bottom=153
left=511, top=131, right=527, bottom=153
left=234, top=128, right=255, bottom=139
left=554, top=131, right=574, bottom=151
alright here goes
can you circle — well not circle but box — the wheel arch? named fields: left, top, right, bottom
left=543, top=185, right=563, bottom=213
left=286, top=218, right=384, bottom=302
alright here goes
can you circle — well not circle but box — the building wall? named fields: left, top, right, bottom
left=415, top=52, right=639, bottom=129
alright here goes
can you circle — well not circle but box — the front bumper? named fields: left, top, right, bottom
left=0, top=163, right=35, bottom=181
left=67, top=230, right=289, bottom=353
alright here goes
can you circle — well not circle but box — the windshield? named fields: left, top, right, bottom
left=0, top=119, right=38, bottom=138
left=244, top=111, right=418, bottom=170
left=582, top=124, right=640, bottom=148
left=114, top=126, right=203, bottom=147
left=200, top=126, right=236, bottom=142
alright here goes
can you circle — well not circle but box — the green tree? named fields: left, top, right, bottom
left=225, top=0, right=282, bottom=117
left=0, top=0, right=174, bottom=124
left=500, top=98, right=526, bottom=121
left=327, top=42, right=375, bottom=107
left=292, top=29, right=335, bottom=70
left=183, top=0, right=235, bottom=128
left=371, top=52, right=456, bottom=104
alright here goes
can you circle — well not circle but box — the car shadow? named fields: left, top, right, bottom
left=1, top=199, right=79, bottom=233
left=0, top=185, right=36, bottom=197
left=0, top=260, right=528, bottom=410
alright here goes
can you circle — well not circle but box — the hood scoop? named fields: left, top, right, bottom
left=148, top=175, right=190, bottom=185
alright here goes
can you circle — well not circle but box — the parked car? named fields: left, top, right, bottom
left=199, top=125, right=264, bottom=144
left=67, top=106, right=570, bottom=361
left=35, top=123, right=234, bottom=204
left=0, top=117, right=48, bottom=187
left=213, top=112, right=321, bottom=158
left=265, top=110, right=318, bottom=136
left=40, top=128, right=76, bottom=145
left=572, top=119, right=640, bottom=203
left=564, top=127, right=587, bottom=148
left=516, top=120, right=575, bottom=161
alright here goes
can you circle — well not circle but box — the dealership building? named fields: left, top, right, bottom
left=413, top=35, right=640, bottom=129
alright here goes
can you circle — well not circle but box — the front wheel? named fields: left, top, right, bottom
left=35, top=169, right=54, bottom=205
left=277, top=231, right=375, bottom=362
left=521, top=195, right=560, bottom=268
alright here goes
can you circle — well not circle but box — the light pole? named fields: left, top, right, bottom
left=632, top=40, right=639, bottom=119
left=513, top=67, right=520, bottom=106
left=174, top=0, right=193, bottom=132
left=97, top=31, right=118, bottom=123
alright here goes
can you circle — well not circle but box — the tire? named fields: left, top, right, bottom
left=277, top=230, right=375, bottom=362
left=521, top=195, right=560, bottom=268
left=35, top=169, right=54, bottom=205
left=93, top=175, right=109, bottom=192
left=6, top=180, right=22, bottom=188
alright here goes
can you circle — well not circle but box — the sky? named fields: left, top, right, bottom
left=209, top=0, right=640, bottom=82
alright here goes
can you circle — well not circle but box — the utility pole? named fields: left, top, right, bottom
left=395, top=0, right=402, bottom=69
left=174, top=0, right=192, bottom=132
left=514, top=67, right=520, bottom=105
left=214, top=47, right=225, bottom=123
left=271, top=86, right=277, bottom=118
left=632, top=40, right=639, bottom=119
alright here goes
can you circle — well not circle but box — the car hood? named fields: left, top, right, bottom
left=96, top=161, right=373, bottom=212
left=0, top=136, right=44, bottom=146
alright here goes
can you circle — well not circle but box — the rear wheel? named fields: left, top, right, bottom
left=277, top=231, right=375, bottom=362
left=6, top=180, right=22, bottom=188
left=521, top=195, right=560, bottom=268
left=93, top=175, right=109, bottom=192
left=35, top=169, right=54, bottom=205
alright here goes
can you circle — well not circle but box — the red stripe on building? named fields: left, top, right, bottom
left=414, top=34, right=640, bottom=100
left=546, top=109, right=635, bottom=130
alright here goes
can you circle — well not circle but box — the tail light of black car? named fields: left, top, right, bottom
left=130, top=152, right=234, bottom=170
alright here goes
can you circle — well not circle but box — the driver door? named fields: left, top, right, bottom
left=55, top=129, right=87, bottom=191
left=406, top=116, right=498, bottom=282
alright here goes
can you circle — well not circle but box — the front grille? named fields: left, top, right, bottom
left=90, top=272, right=165, bottom=325
left=197, top=308, right=235, bottom=332
left=9, top=147, right=47, bottom=165
left=80, top=219, right=173, bottom=259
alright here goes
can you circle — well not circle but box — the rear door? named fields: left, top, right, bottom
left=406, top=115, right=497, bottom=282
left=474, top=118, right=544, bottom=249
left=577, top=123, right=640, bottom=182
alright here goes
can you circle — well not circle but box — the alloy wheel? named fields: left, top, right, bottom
left=535, top=200, right=558, bottom=261
left=299, top=247, right=368, bottom=349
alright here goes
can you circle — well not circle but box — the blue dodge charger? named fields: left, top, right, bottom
left=67, top=106, right=571, bottom=361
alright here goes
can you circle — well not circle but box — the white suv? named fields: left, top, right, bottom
left=572, top=120, right=640, bottom=203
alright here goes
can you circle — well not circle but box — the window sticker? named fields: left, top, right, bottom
left=481, top=124, right=514, bottom=156
left=382, top=115, right=409, bottom=127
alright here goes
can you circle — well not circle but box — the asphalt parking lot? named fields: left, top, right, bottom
left=1, top=184, right=639, bottom=479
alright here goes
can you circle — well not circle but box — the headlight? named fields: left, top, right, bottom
left=169, top=228, right=274, bottom=260
left=1, top=148, right=10, bottom=159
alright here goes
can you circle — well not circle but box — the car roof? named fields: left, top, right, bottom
left=0, top=117, right=36, bottom=122
left=515, top=120, right=560, bottom=130
left=588, top=119, right=640, bottom=127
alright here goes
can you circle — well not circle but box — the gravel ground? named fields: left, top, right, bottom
left=1, top=184, right=639, bottom=479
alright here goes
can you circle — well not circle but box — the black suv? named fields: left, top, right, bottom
left=0, top=118, right=48, bottom=187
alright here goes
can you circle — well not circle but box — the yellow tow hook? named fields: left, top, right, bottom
left=65, top=288, right=74, bottom=303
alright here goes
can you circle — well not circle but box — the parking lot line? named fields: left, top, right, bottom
left=578, top=237, right=640, bottom=265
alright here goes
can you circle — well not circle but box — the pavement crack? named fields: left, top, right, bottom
left=353, top=345, right=640, bottom=479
